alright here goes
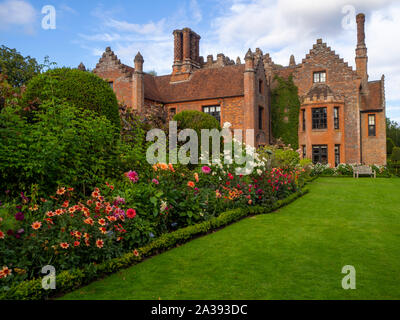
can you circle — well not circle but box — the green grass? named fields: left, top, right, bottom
left=60, top=178, right=400, bottom=300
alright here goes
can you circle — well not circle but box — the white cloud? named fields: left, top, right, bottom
left=190, top=0, right=202, bottom=24
left=205, top=0, right=400, bottom=119
left=59, top=4, right=78, bottom=15
left=0, top=0, right=36, bottom=33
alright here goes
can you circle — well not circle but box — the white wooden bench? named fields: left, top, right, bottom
left=353, top=165, right=376, bottom=178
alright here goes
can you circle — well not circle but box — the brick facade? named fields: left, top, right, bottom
left=90, top=13, right=386, bottom=165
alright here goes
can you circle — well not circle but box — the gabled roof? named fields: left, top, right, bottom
left=361, top=79, right=385, bottom=111
left=144, top=64, right=245, bottom=103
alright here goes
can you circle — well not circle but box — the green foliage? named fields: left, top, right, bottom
left=23, top=68, right=121, bottom=129
left=0, top=45, right=42, bottom=87
left=173, top=110, right=221, bottom=135
left=271, top=75, right=300, bottom=149
left=387, top=137, right=396, bottom=155
left=0, top=102, right=119, bottom=196
left=391, top=147, right=400, bottom=162
left=386, top=118, right=400, bottom=149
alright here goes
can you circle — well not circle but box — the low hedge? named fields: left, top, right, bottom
left=0, top=188, right=309, bottom=300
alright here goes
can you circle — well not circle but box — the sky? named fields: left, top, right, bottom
left=1, top=0, right=399, bottom=124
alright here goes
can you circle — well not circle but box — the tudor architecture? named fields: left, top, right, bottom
left=89, top=13, right=386, bottom=166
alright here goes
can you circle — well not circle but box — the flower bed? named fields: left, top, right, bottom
left=0, top=187, right=309, bottom=300
left=1, top=160, right=306, bottom=298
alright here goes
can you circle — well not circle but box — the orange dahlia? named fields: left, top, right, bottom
left=84, top=217, right=94, bottom=225
left=99, top=227, right=107, bottom=234
left=31, top=221, right=42, bottom=230
left=96, top=239, right=104, bottom=249
left=56, top=187, right=66, bottom=195
left=98, top=218, right=106, bottom=226
left=187, top=181, right=195, bottom=188
left=60, top=242, right=69, bottom=249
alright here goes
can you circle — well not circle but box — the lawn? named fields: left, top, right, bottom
left=60, top=178, right=400, bottom=300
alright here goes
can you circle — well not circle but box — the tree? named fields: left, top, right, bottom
left=386, top=118, right=400, bottom=148
left=0, top=45, right=42, bottom=87
left=392, top=147, right=400, bottom=163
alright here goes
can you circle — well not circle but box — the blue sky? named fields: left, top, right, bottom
left=1, top=0, right=400, bottom=124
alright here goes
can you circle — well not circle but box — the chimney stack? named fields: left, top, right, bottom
left=172, top=28, right=200, bottom=77
left=355, top=13, right=368, bottom=89
left=133, top=52, right=144, bottom=113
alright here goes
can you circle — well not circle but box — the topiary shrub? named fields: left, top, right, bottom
left=173, top=110, right=221, bottom=134
left=23, top=68, right=120, bottom=129
left=391, top=147, right=400, bottom=163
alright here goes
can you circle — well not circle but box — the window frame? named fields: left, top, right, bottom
left=202, top=105, right=221, bottom=123
left=108, top=81, right=114, bottom=90
left=335, top=144, right=340, bottom=167
left=302, top=145, right=306, bottom=159
left=368, top=114, right=376, bottom=137
left=302, top=109, right=306, bottom=131
left=334, top=107, right=340, bottom=130
left=313, top=71, right=326, bottom=83
left=312, top=107, right=327, bottom=130
left=258, top=106, right=264, bottom=130
left=312, top=145, right=328, bottom=164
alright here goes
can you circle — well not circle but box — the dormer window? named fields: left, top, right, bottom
left=313, top=71, right=326, bottom=83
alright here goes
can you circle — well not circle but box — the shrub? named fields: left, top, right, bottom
left=0, top=102, right=119, bottom=196
left=23, top=68, right=120, bottom=129
left=391, top=147, right=400, bottom=163
left=173, top=110, right=221, bottom=135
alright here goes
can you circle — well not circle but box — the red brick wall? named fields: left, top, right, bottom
left=93, top=49, right=133, bottom=109
left=361, top=111, right=387, bottom=165
left=291, top=40, right=362, bottom=164
left=299, top=102, right=345, bottom=165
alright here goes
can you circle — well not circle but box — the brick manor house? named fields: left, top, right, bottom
left=83, top=13, right=386, bottom=166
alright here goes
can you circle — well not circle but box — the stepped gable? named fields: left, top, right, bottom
left=144, top=64, right=245, bottom=103
left=301, top=39, right=358, bottom=77
left=93, top=47, right=134, bottom=78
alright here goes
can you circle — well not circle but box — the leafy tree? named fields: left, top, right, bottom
left=386, top=118, right=400, bottom=149
left=0, top=45, right=42, bottom=87
left=387, top=137, right=395, bottom=155
left=392, top=147, right=400, bottom=163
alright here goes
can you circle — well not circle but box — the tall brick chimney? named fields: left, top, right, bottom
left=172, top=28, right=200, bottom=79
left=243, top=49, right=256, bottom=146
left=355, top=13, right=368, bottom=89
left=132, top=52, right=144, bottom=113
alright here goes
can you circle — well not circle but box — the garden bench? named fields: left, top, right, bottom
left=353, top=165, right=376, bottom=178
